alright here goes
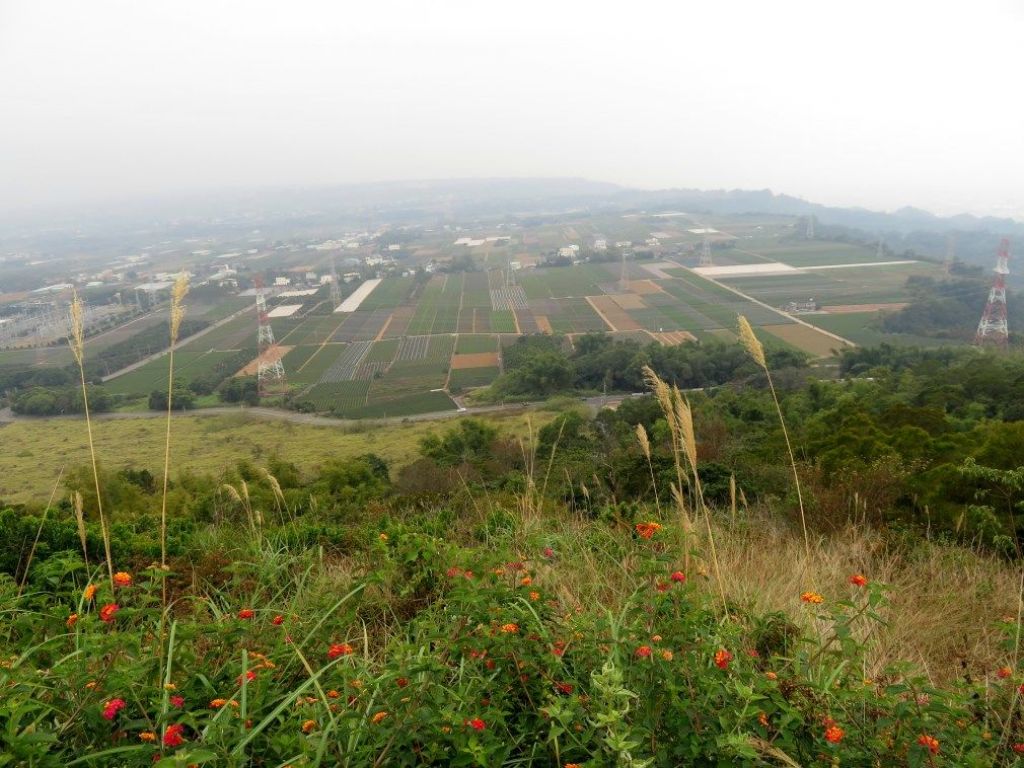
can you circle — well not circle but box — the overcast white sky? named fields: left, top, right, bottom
left=1, top=1, right=1022, bottom=218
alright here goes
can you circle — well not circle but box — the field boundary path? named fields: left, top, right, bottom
left=664, top=260, right=856, bottom=349
left=101, top=304, right=253, bottom=382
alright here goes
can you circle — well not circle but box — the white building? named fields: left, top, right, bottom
left=594, top=239, right=608, bottom=251
left=274, top=276, right=291, bottom=287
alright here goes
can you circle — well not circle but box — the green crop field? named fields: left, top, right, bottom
left=519, top=264, right=612, bottom=299
left=803, top=311, right=964, bottom=348
left=358, top=277, right=415, bottom=310
left=288, top=343, right=349, bottom=385
left=364, top=338, right=399, bottom=363
left=295, top=380, right=370, bottom=412
left=657, top=276, right=785, bottom=329
left=407, top=274, right=462, bottom=335
left=491, top=310, right=517, bottom=333
left=356, top=390, right=456, bottom=418
left=547, top=297, right=608, bottom=333
left=456, top=334, right=498, bottom=354
left=753, top=242, right=881, bottom=267
left=278, top=315, right=343, bottom=346
left=448, top=365, right=500, bottom=392
left=102, top=348, right=248, bottom=396
left=719, top=262, right=946, bottom=307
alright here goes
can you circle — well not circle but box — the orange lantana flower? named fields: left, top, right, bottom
left=635, top=522, right=662, bottom=539
left=800, top=592, right=824, bottom=604
left=113, top=572, right=133, bottom=588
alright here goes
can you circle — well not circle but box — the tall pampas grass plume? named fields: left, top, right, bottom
left=160, top=272, right=190, bottom=582
left=67, top=290, right=114, bottom=589
left=737, top=314, right=810, bottom=562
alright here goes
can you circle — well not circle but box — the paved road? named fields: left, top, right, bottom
left=0, top=395, right=626, bottom=428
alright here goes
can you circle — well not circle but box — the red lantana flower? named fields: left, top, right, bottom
left=163, top=723, right=186, bottom=748
left=238, top=608, right=254, bottom=620
left=99, top=603, right=119, bottom=623
left=998, top=666, right=1013, bottom=679
left=670, top=570, right=686, bottom=583
left=467, top=718, right=486, bottom=731
left=635, top=645, right=652, bottom=658
left=328, top=642, right=354, bottom=659
left=169, top=695, right=184, bottom=708
left=917, top=734, right=940, bottom=754
left=272, top=615, right=284, bottom=626
left=849, top=574, right=868, bottom=587
left=714, top=649, right=733, bottom=670
left=101, top=698, right=126, bottom=720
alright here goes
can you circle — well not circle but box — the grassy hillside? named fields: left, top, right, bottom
left=5, top=342, right=1024, bottom=764
left=0, top=411, right=549, bottom=504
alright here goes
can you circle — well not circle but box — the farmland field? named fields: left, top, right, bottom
left=752, top=242, right=882, bottom=267
left=803, top=311, right=963, bottom=347
left=7, top=210, right=953, bottom=419
left=455, top=334, right=498, bottom=354
left=448, top=365, right=500, bottom=392
left=519, top=264, right=612, bottom=299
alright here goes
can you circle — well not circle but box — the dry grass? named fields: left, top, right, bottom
left=715, top=519, right=1018, bottom=683
left=481, top=508, right=1019, bottom=686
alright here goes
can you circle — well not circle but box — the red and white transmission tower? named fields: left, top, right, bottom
left=254, top=277, right=286, bottom=394
left=974, top=238, right=1011, bottom=348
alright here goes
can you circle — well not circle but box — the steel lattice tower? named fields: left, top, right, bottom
left=975, top=238, right=1011, bottom=348
left=699, top=231, right=713, bottom=267
left=254, top=277, right=286, bottom=395
left=328, top=257, right=342, bottom=309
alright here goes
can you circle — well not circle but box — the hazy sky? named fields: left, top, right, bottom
left=2, top=1, right=1022, bottom=218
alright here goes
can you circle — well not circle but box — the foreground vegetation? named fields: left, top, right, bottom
left=6, top=302, right=1024, bottom=764
left=7, top=507, right=1023, bottom=767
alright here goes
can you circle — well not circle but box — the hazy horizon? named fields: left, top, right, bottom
left=3, top=1, right=1022, bottom=220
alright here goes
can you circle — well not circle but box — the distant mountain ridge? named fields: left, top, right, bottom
left=3, top=178, right=1020, bottom=268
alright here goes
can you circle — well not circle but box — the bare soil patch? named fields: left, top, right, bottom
left=821, top=303, right=908, bottom=313
left=762, top=323, right=848, bottom=357
left=237, top=345, right=292, bottom=376
left=450, top=352, right=500, bottom=369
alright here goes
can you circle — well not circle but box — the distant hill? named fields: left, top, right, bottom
left=4, top=177, right=1021, bottom=269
